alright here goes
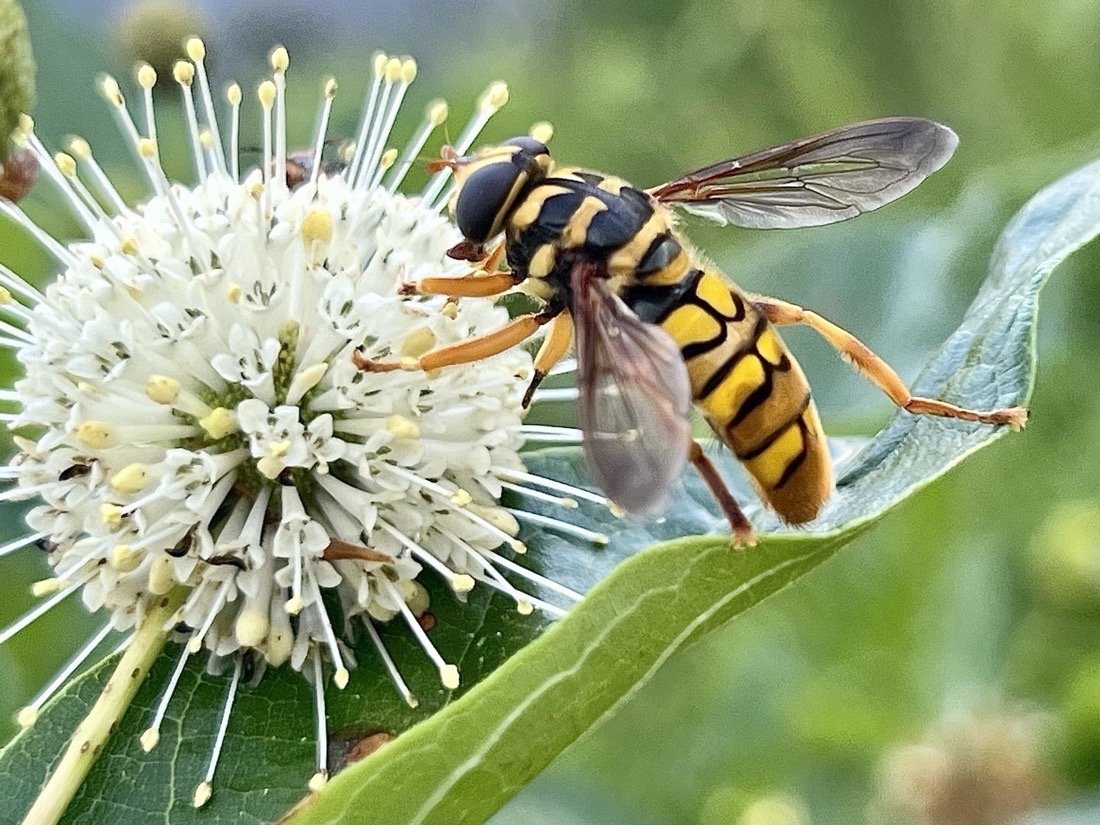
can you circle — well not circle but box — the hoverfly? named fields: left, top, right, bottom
left=355, top=119, right=1027, bottom=545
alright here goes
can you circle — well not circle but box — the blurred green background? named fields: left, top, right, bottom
left=3, top=1, right=1100, bottom=822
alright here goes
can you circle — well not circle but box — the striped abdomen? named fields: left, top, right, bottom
left=630, top=265, right=832, bottom=524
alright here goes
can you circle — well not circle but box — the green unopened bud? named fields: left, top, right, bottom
left=0, top=0, right=35, bottom=158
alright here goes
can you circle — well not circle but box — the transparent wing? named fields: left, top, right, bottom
left=572, top=261, right=693, bottom=515
left=647, top=118, right=958, bottom=229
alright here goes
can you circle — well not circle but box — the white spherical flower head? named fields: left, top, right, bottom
left=0, top=43, right=602, bottom=812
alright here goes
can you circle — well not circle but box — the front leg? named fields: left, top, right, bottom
left=354, top=311, right=558, bottom=373
left=399, top=239, right=515, bottom=298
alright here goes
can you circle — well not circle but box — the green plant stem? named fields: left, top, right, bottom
left=21, top=588, right=187, bottom=825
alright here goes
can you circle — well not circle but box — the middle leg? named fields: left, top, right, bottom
left=688, top=440, right=757, bottom=548
left=354, top=311, right=557, bottom=373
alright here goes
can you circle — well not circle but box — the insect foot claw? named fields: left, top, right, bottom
left=1001, top=406, right=1029, bottom=432
left=352, top=351, right=408, bottom=373
left=398, top=281, right=419, bottom=296
left=729, top=527, right=758, bottom=550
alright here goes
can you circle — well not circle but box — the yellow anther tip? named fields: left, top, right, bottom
left=309, top=772, right=328, bottom=793
left=75, top=420, right=114, bottom=448
left=18, top=113, right=33, bottom=133
left=530, top=121, right=554, bottom=143
left=138, top=138, right=158, bottom=159
left=271, top=46, right=290, bottom=72
left=484, top=81, right=509, bottom=110
left=17, top=707, right=37, bottom=728
left=186, top=37, right=206, bottom=62
left=427, top=100, right=449, bottom=126
left=334, top=667, right=350, bottom=689
left=140, top=728, right=160, bottom=753
left=401, top=58, right=418, bottom=83
left=323, top=77, right=338, bottom=97
left=54, top=153, right=77, bottom=178
left=110, top=463, right=151, bottom=494
left=301, top=208, right=334, bottom=244
left=137, top=63, right=157, bottom=89
left=67, top=136, right=91, bottom=159
left=440, top=664, right=460, bottom=690
left=258, top=80, right=277, bottom=108
left=193, top=781, right=212, bottom=809
left=99, top=75, right=123, bottom=105
left=380, top=147, right=398, bottom=168
left=199, top=407, right=236, bottom=440
left=384, top=57, right=402, bottom=83
left=173, top=60, right=195, bottom=86
left=31, top=578, right=62, bottom=598
left=372, top=52, right=388, bottom=75
left=226, top=83, right=242, bottom=105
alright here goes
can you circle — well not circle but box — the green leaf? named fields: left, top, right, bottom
left=3, top=155, right=1100, bottom=824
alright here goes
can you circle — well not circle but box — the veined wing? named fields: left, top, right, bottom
left=572, top=261, right=693, bottom=516
left=647, top=118, right=957, bottom=229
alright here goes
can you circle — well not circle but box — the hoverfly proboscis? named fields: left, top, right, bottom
left=354, top=118, right=1027, bottom=546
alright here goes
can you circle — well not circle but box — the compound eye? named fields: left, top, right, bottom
left=454, top=161, right=524, bottom=243
left=501, top=136, right=550, bottom=158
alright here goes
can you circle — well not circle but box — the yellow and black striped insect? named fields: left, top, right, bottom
left=355, top=120, right=1028, bottom=545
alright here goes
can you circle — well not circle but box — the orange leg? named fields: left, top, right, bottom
left=688, top=441, right=757, bottom=548
left=400, top=271, right=521, bottom=298
left=522, top=311, right=575, bottom=408
left=402, top=240, right=515, bottom=297
left=354, top=311, right=556, bottom=373
left=754, top=296, right=1028, bottom=430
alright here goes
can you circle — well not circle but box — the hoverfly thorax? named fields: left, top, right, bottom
left=449, top=136, right=552, bottom=244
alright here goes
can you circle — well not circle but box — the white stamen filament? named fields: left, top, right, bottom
left=20, top=622, right=115, bottom=727
left=308, top=574, right=348, bottom=688
left=0, top=262, right=45, bottom=305
left=361, top=617, right=418, bottom=708
left=65, top=139, right=131, bottom=216
left=187, top=40, right=229, bottom=177
left=187, top=581, right=231, bottom=654
left=308, top=78, right=338, bottom=188
left=477, top=543, right=585, bottom=603
left=386, top=99, right=446, bottom=194
left=272, top=49, right=289, bottom=191
left=193, top=656, right=242, bottom=808
left=0, top=531, right=48, bottom=557
left=346, top=53, right=387, bottom=185
left=227, top=84, right=242, bottom=182
left=141, top=640, right=195, bottom=752
left=531, top=387, right=580, bottom=403
left=310, top=648, right=329, bottom=791
left=0, top=200, right=79, bottom=267
left=508, top=508, right=609, bottom=545
left=499, top=480, right=577, bottom=509
left=0, top=577, right=85, bottom=646
left=392, top=584, right=458, bottom=690
left=175, top=67, right=208, bottom=181
left=20, top=129, right=98, bottom=231
left=519, top=424, right=584, bottom=443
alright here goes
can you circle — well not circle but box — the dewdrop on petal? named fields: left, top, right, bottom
left=0, top=39, right=602, bottom=816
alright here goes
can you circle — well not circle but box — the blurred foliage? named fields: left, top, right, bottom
left=2, top=0, right=1099, bottom=823
left=0, top=0, right=34, bottom=156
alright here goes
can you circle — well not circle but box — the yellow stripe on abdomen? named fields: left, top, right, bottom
left=659, top=266, right=832, bottom=524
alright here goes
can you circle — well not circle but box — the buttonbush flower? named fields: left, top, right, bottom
left=0, top=41, right=609, bottom=817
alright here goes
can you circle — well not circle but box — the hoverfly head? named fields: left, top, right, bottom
left=448, top=136, right=551, bottom=244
